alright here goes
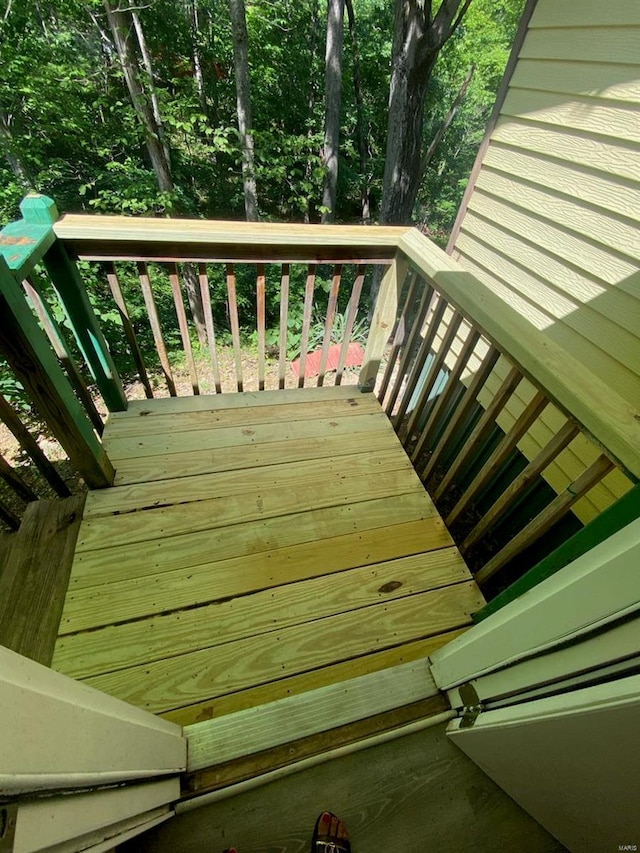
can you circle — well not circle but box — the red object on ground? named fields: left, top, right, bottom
left=291, top=342, right=364, bottom=378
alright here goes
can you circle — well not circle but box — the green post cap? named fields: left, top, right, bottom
left=20, top=194, right=59, bottom=225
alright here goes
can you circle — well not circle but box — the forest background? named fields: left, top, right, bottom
left=0, top=0, right=524, bottom=393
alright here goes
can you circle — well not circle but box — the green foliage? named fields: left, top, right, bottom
left=0, top=0, right=523, bottom=389
left=0, top=0, right=522, bottom=230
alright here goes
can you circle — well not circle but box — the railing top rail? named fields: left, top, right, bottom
left=54, top=215, right=410, bottom=263
left=398, top=228, right=640, bottom=482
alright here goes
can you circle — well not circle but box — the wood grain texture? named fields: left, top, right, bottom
left=82, top=582, right=483, bottom=713
left=117, top=430, right=400, bottom=485
left=104, top=411, right=392, bottom=460
left=84, top=447, right=411, bottom=518
left=60, top=517, right=451, bottom=632
left=55, top=548, right=468, bottom=674
left=111, top=384, right=365, bottom=418
left=520, top=26, right=640, bottom=65
left=0, top=495, right=85, bottom=665
left=69, top=493, right=441, bottom=589
left=76, top=467, right=426, bottom=552
left=473, top=169, right=640, bottom=263
left=491, top=119, right=640, bottom=183
left=161, top=631, right=464, bottom=726
left=105, top=395, right=378, bottom=440
left=466, top=187, right=640, bottom=301
left=511, top=60, right=640, bottom=105
left=54, top=214, right=408, bottom=263
left=530, top=0, right=640, bottom=27
left=399, top=229, right=640, bottom=480
left=55, top=388, right=480, bottom=735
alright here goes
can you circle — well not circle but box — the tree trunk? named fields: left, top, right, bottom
left=0, top=111, right=31, bottom=188
left=132, top=10, right=171, bottom=173
left=345, top=0, right=370, bottom=224
left=229, top=0, right=258, bottom=221
left=380, top=0, right=473, bottom=225
left=320, top=0, right=345, bottom=224
left=103, top=0, right=173, bottom=193
left=304, top=0, right=320, bottom=223
left=188, top=0, right=209, bottom=118
left=419, top=63, right=474, bottom=182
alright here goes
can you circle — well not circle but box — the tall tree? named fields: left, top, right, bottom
left=229, top=0, right=258, bottom=221
left=103, top=0, right=173, bottom=193
left=0, top=110, right=31, bottom=188
left=320, top=0, right=345, bottom=224
left=380, top=0, right=473, bottom=225
left=187, top=0, right=209, bottom=118
left=345, top=0, right=370, bottom=224
left=131, top=10, right=171, bottom=173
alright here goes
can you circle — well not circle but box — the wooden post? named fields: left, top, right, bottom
left=19, top=195, right=127, bottom=412
left=0, top=257, right=114, bottom=489
left=359, top=255, right=408, bottom=392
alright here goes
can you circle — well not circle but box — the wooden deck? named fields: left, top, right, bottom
left=52, top=386, right=483, bottom=734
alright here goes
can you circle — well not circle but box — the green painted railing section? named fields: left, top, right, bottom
left=0, top=194, right=126, bottom=413
left=0, top=256, right=114, bottom=488
left=473, top=482, right=640, bottom=622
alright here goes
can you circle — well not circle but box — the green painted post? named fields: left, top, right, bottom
left=0, top=256, right=114, bottom=489
left=473, top=482, right=640, bottom=622
left=19, top=195, right=127, bottom=412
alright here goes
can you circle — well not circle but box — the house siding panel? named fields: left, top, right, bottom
left=448, top=0, right=639, bottom=521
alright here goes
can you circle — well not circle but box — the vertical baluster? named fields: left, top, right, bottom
left=394, top=295, right=447, bottom=425
left=198, top=264, right=222, bottom=394
left=297, top=264, right=316, bottom=389
left=0, top=393, right=70, bottom=497
left=317, top=264, right=341, bottom=387
left=137, top=262, right=177, bottom=396
left=226, top=263, right=244, bottom=393
left=0, top=498, right=20, bottom=531
left=24, top=276, right=105, bottom=434
left=257, top=263, right=266, bottom=391
left=432, top=365, right=522, bottom=501
left=411, top=325, right=482, bottom=463
left=421, top=344, right=500, bottom=485
left=169, top=263, right=199, bottom=395
left=105, top=262, right=153, bottom=399
left=377, top=271, right=418, bottom=403
left=335, top=268, right=365, bottom=386
left=278, top=264, right=290, bottom=390
left=384, top=282, right=433, bottom=416
left=402, top=308, right=463, bottom=445
left=446, top=389, right=549, bottom=527
left=0, top=454, right=37, bottom=502
left=475, top=455, right=615, bottom=586
left=461, top=419, right=580, bottom=554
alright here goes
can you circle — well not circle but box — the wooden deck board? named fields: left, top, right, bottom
left=54, top=547, right=470, bottom=676
left=82, top=582, right=483, bottom=714
left=60, top=517, right=452, bottom=632
left=104, top=395, right=378, bottom=439
left=83, top=448, right=414, bottom=519
left=53, top=387, right=483, bottom=734
left=0, top=495, right=85, bottom=665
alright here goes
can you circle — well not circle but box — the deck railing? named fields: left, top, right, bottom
left=1, top=194, right=637, bottom=597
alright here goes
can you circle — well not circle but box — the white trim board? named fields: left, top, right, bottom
left=185, top=658, right=438, bottom=771
left=430, top=518, right=640, bottom=691
left=0, top=644, right=186, bottom=794
left=13, top=779, right=178, bottom=853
